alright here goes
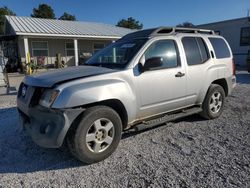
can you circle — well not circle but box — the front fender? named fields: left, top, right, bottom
left=52, top=79, right=136, bottom=122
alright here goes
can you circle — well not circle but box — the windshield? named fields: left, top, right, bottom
left=85, top=38, right=147, bottom=69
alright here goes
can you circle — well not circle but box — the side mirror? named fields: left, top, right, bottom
left=143, top=57, right=163, bottom=71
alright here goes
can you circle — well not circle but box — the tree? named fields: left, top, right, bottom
left=59, top=12, right=76, bottom=21
left=176, top=22, right=195, bottom=28
left=0, top=6, right=16, bottom=35
left=116, top=17, right=143, bottom=30
left=31, top=4, right=55, bottom=19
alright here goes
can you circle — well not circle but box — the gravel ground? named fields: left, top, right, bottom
left=0, top=72, right=249, bottom=187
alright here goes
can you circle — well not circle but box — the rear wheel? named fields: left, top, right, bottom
left=200, top=84, right=225, bottom=119
left=67, top=106, right=122, bottom=164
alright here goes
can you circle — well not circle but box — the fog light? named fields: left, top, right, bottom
left=40, top=123, right=51, bottom=134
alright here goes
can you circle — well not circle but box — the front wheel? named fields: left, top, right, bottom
left=67, top=106, right=122, bottom=164
left=200, top=84, right=225, bottom=119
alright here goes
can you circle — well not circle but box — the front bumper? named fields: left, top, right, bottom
left=18, top=105, right=84, bottom=148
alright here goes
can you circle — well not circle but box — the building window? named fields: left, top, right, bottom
left=65, top=42, right=75, bottom=56
left=240, top=27, right=250, bottom=46
left=32, top=41, right=48, bottom=57
left=93, top=43, right=105, bottom=54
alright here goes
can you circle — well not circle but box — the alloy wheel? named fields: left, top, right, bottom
left=86, top=118, right=114, bottom=153
left=209, top=92, right=222, bottom=113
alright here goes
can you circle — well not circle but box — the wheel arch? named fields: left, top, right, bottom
left=211, top=78, right=229, bottom=96
left=92, top=99, right=128, bottom=130
left=69, top=99, right=128, bottom=132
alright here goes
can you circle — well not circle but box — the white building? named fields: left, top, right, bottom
left=1, top=16, right=133, bottom=72
left=198, top=17, right=250, bottom=68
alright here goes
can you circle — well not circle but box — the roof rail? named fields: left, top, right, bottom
left=150, top=27, right=215, bottom=36
left=119, top=27, right=216, bottom=42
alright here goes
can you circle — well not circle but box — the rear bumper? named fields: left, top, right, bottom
left=227, top=75, right=236, bottom=96
left=18, top=105, right=84, bottom=148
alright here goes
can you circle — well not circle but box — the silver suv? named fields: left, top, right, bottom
left=17, top=27, right=236, bottom=163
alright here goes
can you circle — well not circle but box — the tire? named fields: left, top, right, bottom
left=200, top=84, right=225, bottom=119
left=67, top=106, right=122, bottom=164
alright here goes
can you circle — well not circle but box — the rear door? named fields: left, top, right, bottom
left=181, top=36, right=212, bottom=106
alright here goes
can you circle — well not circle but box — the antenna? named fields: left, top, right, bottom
left=248, top=9, right=250, bottom=21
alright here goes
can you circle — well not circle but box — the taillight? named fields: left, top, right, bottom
left=232, top=59, right=236, bottom=76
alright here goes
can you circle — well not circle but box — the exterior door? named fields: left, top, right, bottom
left=181, top=36, right=213, bottom=106
left=136, top=39, right=187, bottom=119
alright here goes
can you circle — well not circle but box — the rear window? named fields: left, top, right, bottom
left=209, top=38, right=231, bottom=59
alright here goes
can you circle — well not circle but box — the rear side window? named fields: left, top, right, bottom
left=209, top=38, right=231, bottom=59
left=182, top=37, right=209, bottom=65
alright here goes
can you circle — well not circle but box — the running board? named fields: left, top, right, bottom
left=133, top=107, right=202, bottom=132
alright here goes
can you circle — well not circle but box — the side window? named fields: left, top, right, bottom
left=144, top=40, right=179, bottom=69
left=182, top=37, right=209, bottom=66
left=197, top=38, right=209, bottom=62
left=209, top=38, right=231, bottom=59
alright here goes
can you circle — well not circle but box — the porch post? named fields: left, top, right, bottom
left=74, top=39, right=78, bottom=66
left=112, top=47, right=116, bottom=63
left=24, top=37, right=29, bottom=63
left=112, top=40, right=116, bottom=63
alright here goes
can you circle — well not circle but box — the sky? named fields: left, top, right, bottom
left=0, top=0, right=249, bottom=28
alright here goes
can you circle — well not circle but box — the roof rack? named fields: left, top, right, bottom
left=150, top=27, right=215, bottom=36
left=119, top=27, right=215, bottom=42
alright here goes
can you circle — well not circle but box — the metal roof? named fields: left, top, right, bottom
left=197, top=17, right=250, bottom=27
left=5, top=16, right=134, bottom=39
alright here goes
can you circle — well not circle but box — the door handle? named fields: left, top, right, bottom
left=175, top=72, right=185, bottom=77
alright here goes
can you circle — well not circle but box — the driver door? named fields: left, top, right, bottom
left=136, top=39, right=187, bottom=119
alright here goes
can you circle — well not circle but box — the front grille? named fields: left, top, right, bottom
left=29, top=87, right=45, bottom=107
left=17, top=83, right=36, bottom=106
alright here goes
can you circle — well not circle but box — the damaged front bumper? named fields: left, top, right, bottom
left=18, top=105, right=84, bottom=148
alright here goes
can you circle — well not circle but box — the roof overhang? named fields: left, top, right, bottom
left=4, top=16, right=133, bottom=41
left=15, top=32, right=121, bottom=40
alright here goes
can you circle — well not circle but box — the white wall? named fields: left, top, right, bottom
left=18, top=37, right=113, bottom=67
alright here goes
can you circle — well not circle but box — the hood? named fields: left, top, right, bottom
left=23, top=65, right=116, bottom=88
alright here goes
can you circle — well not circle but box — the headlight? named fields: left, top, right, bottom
left=39, top=89, right=59, bottom=107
